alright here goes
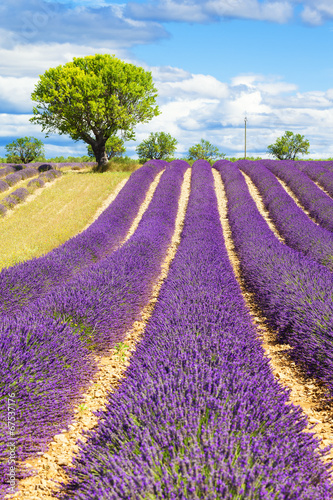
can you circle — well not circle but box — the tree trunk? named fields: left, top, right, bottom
left=92, top=142, right=109, bottom=172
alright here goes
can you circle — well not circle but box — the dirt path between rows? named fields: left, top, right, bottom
left=7, top=168, right=191, bottom=500
left=274, top=175, right=321, bottom=226
left=240, top=171, right=285, bottom=243
left=213, top=169, right=333, bottom=475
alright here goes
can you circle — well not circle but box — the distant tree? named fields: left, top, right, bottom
left=5, top=137, right=45, bottom=163
left=136, top=132, right=178, bottom=160
left=87, top=135, right=126, bottom=160
left=267, top=131, right=310, bottom=160
left=30, top=54, right=160, bottom=171
left=188, top=139, right=225, bottom=161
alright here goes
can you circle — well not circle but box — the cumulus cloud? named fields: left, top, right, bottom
left=1, top=63, right=333, bottom=159
left=130, top=69, right=333, bottom=158
left=126, top=0, right=293, bottom=24
left=0, top=42, right=134, bottom=78
left=0, top=77, right=37, bottom=113
left=0, top=0, right=168, bottom=49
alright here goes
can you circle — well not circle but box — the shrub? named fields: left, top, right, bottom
left=11, top=187, right=29, bottom=202
left=0, top=180, right=9, bottom=193
left=5, top=172, right=22, bottom=186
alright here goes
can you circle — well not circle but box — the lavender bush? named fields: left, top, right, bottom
left=59, top=160, right=332, bottom=500
left=41, top=160, right=188, bottom=350
left=26, top=178, right=45, bottom=190
left=215, top=160, right=333, bottom=396
left=0, top=161, right=185, bottom=494
left=0, top=180, right=9, bottom=193
left=11, top=187, right=29, bottom=202
left=4, top=172, right=22, bottom=187
left=264, top=159, right=333, bottom=232
left=296, top=161, right=333, bottom=198
left=2, top=195, right=20, bottom=209
left=0, top=166, right=15, bottom=178
left=19, top=167, right=39, bottom=180
left=0, top=204, right=7, bottom=217
left=238, top=160, right=333, bottom=270
left=0, top=161, right=165, bottom=314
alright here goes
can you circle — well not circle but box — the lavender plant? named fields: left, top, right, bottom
left=296, top=160, right=333, bottom=198
left=0, top=160, right=186, bottom=494
left=0, top=161, right=165, bottom=314
left=263, top=159, right=333, bottom=232
left=238, top=160, right=333, bottom=270
left=0, top=180, right=9, bottom=193
left=59, top=160, right=332, bottom=500
left=4, top=172, right=22, bottom=187
left=215, top=160, right=333, bottom=396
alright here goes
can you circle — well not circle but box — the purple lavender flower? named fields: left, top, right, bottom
left=58, top=160, right=332, bottom=499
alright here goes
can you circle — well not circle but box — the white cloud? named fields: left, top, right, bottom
left=0, top=77, right=37, bottom=113
left=131, top=68, right=333, bottom=158
left=301, top=6, right=323, bottom=25
left=1, top=63, right=333, bottom=160
left=0, top=0, right=167, bottom=49
left=126, top=0, right=293, bottom=23
left=0, top=42, right=133, bottom=78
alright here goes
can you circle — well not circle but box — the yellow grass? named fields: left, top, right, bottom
left=0, top=175, right=35, bottom=203
left=0, top=169, right=130, bottom=270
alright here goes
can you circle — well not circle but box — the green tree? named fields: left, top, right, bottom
left=267, top=131, right=310, bottom=160
left=5, top=136, right=45, bottom=163
left=30, top=54, right=160, bottom=171
left=188, top=139, right=225, bottom=161
left=136, top=132, right=178, bottom=160
left=87, top=135, right=126, bottom=160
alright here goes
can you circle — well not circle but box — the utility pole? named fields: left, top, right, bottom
left=244, top=116, right=247, bottom=159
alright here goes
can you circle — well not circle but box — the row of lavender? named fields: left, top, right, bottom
left=0, top=167, right=62, bottom=217
left=1, top=161, right=187, bottom=495
left=238, top=160, right=333, bottom=271
left=0, top=162, right=164, bottom=313
left=262, top=159, right=333, bottom=232
left=297, top=160, right=333, bottom=197
left=60, top=161, right=332, bottom=500
left=215, top=160, right=333, bottom=398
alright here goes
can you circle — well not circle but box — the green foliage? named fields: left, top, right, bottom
left=267, top=131, right=310, bottom=160
left=93, top=156, right=139, bottom=173
left=87, top=135, right=126, bottom=160
left=5, top=137, right=45, bottom=163
left=188, top=139, right=225, bottom=161
left=47, top=155, right=92, bottom=162
left=136, top=132, right=178, bottom=161
left=30, top=54, right=160, bottom=169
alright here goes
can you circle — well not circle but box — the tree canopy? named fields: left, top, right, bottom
left=188, top=139, right=225, bottom=161
left=30, top=54, right=160, bottom=170
left=5, top=137, right=45, bottom=164
left=267, top=131, right=310, bottom=160
left=136, top=132, right=178, bottom=160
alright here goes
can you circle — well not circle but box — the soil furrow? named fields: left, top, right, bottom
left=7, top=168, right=191, bottom=500
left=212, top=169, right=333, bottom=475
left=274, top=174, right=320, bottom=226
left=240, top=171, right=285, bottom=243
left=313, top=179, right=333, bottom=199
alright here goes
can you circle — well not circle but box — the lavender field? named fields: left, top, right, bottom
left=2, top=159, right=333, bottom=499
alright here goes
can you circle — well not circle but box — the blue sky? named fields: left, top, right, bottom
left=1, top=0, right=333, bottom=159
